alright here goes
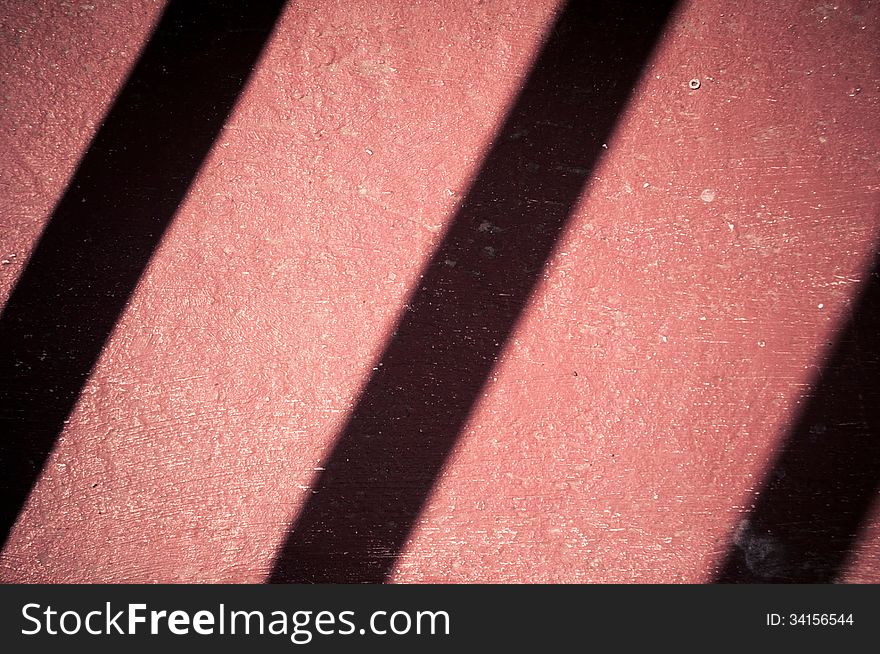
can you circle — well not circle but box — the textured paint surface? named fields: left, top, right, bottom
left=1, top=0, right=879, bottom=582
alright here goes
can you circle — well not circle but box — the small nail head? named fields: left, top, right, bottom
left=689, top=78, right=701, bottom=90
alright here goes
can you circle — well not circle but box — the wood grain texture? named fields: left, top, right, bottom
left=1, top=0, right=878, bottom=583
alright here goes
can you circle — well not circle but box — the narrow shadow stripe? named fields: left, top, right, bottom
left=270, top=0, right=677, bottom=583
left=0, top=0, right=287, bottom=549
left=716, top=249, right=880, bottom=582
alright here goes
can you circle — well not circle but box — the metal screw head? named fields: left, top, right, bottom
left=688, top=78, right=701, bottom=90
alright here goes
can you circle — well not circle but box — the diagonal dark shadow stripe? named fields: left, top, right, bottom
left=270, top=0, right=678, bottom=583
left=0, top=0, right=287, bottom=550
left=716, top=246, right=880, bottom=583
